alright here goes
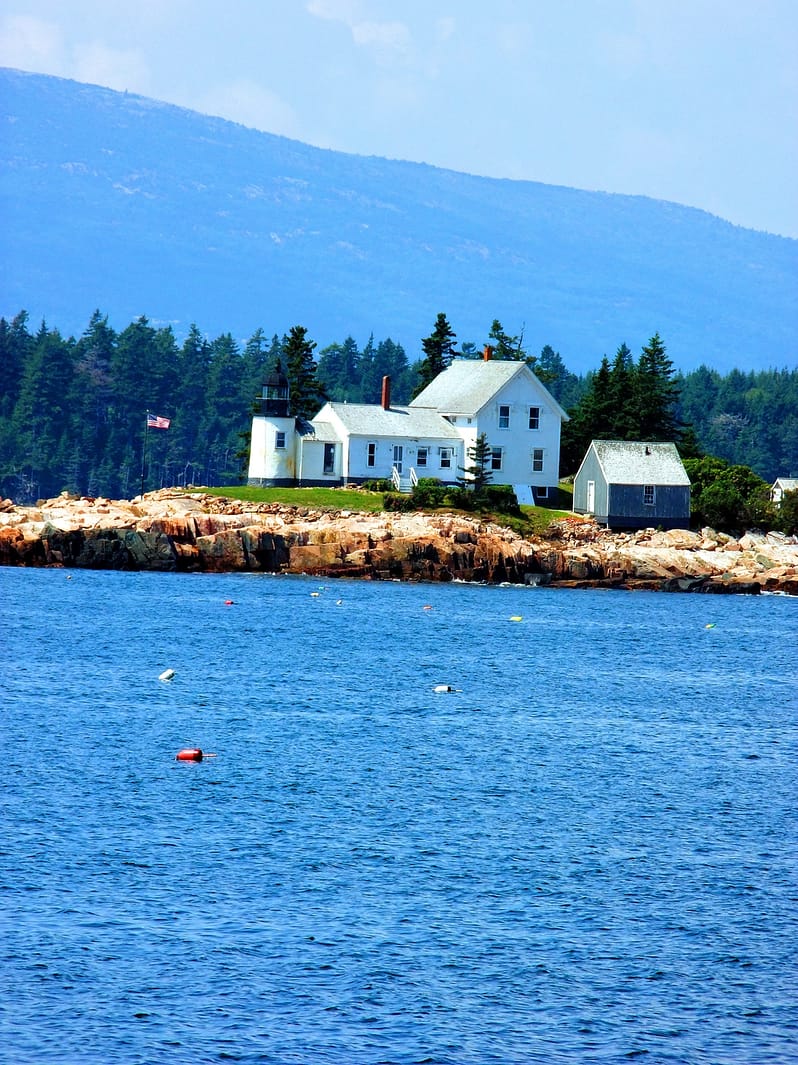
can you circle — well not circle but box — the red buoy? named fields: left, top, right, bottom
left=175, top=748, right=203, bottom=762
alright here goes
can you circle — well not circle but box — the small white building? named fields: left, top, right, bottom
left=248, top=353, right=569, bottom=500
left=771, top=477, right=798, bottom=504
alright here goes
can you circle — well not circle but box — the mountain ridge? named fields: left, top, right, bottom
left=1, top=67, right=795, bottom=374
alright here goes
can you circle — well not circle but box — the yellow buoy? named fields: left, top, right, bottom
left=510, top=616, right=523, bottom=622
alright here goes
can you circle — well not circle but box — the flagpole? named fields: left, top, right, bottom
left=140, top=411, right=150, bottom=498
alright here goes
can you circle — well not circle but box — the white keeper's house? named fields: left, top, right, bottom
left=247, top=350, right=569, bottom=502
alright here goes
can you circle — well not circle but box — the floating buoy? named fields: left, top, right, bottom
left=423, top=604, right=433, bottom=611
left=310, top=591, right=320, bottom=597
left=224, top=599, right=234, bottom=605
left=336, top=599, right=343, bottom=605
left=159, top=668, right=175, bottom=682
left=509, top=616, right=523, bottom=622
left=175, top=748, right=203, bottom=762
left=433, top=684, right=460, bottom=693
left=705, top=623, right=716, bottom=629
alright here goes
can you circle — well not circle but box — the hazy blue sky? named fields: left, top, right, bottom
left=2, top=0, right=796, bottom=238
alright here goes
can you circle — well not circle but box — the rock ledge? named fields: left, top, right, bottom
left=1, top=490, right=796, bottom=594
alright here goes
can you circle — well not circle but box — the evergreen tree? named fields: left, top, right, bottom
left=10, top=321, right=76, bottom=498
left=316, top=336, right=361, bottom=402
left=537, top=344, right=584, bottom=407
left=412, top=313, right=457, bottom=398
left=559, top=356, right=614, bottom=474
left=242, top=328, right=273, bottom=403
left=488, top=320, right=539, bottom=367
left=173, top=324, right=211, bottom=469
left=459, top=432, right=493, bottom=491
left=634, top=332, right=681, bottom=440
left=607, top=342, right=638, bottom=438
left=283, top=325, right=326, bottom=419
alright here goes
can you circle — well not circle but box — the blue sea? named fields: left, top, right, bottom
left=1, top=567, right=797, bottom=1065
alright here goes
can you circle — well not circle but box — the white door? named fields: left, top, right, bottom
left=393, top=445, right=403, bottom=474
left=587, top=479, right=595, bottom=513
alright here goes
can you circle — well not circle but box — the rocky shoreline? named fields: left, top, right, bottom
left=1, top=489, right=797, bottom=594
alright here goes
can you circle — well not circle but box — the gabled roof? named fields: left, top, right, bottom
left=409, top=359, right=568, bottom=420
left=588, top=440, right=690, bottom=485
left=313, top=402, right=461, bottom=440
left=772, top=477, right=798, bottom=491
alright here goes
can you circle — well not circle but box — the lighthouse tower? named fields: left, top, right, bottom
left=247, top=361, right=297, bottom=486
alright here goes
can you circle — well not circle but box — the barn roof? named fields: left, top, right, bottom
left=591, top=440, right=691, bottom=485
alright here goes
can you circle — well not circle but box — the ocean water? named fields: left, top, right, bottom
left=1, top=567, right=796, bottom=1065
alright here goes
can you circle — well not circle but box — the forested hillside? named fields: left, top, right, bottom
left=2, top=68, right=796, bottom=376
left=1, top=309, right=794, bottom=504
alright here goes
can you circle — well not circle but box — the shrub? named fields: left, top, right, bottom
left=412, top=478, right=447, bottom=508
left=776, top=489, right=798, bottom=535
left=443, top=485, right=474, bottom=510
left=382, top=492, right=417, bottom=512
left=478, top=483, right=521, bottom=515
left=362, top=478, right=393, bottom=492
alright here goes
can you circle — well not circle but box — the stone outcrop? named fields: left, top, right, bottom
left=1, top=490, right=797, bottom=594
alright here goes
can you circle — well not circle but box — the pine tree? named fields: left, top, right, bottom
left=607, top=342, right=637, bottom=438
left=459, top=432, right=493, bottom=491
left=488, top=319, right=527, bottom=362
left=634, top=332, right=681, bottom=440
left=283, top=325, right=326, bottom=420
left=412, top=313, right=457, bottom=398
left=316, top=336, right=361, bottom=402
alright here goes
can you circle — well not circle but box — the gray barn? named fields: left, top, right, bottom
left=573, top=440, right=691, bottom=529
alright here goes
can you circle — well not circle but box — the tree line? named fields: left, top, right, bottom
left=0, top=309, right=795, bottom=515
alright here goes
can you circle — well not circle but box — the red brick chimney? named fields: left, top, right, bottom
left=381, top=375, right=391, bottom=410
left=483, top=345, right=493, bottom=361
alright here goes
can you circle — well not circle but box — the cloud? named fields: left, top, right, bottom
left=0, top=14, right=65, bottom=73
left=73, top=42, right=151, bottom=93
left=0, top=13, right=150, bottom=93
left=192, top=79, right=299, bottom=138
left=307, top=0, right=411, bottom=61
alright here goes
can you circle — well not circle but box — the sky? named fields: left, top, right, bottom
left=1, top=0, right=796, bottom=238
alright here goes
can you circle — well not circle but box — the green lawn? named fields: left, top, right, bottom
left=191, top=483, right=576, bottom=535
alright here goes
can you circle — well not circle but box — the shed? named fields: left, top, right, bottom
left=771, top=477, right=798, bottom=504
left=573, top=440, right=691, bottom=529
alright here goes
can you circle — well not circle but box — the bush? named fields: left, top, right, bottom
left=411, top=477, right=447, bottom=508
left=443, top=485, right=474, bottom=510
left=477, top=483, right=521, bottom=515
left=684, top=455, right=776, bottom=531
left=382, top=492, right=417, bottom=512
left=776, top=489, right=798, bottom=535
left=362, top=478, right=393, bottom=492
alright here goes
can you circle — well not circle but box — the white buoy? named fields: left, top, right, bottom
left=159, top=668, right=176, bottom=682
left=433, top=684, right=460, bottom=693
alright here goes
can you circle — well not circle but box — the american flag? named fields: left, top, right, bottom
left=147, top=414, right=171, bottom=430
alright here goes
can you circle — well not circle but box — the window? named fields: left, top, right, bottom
left=323, top=443, right=336, bottom=474
left=532, top=448, right=544, bottom=473
left=439, top=448, right=452, bottom=469
left=366, top=442, right=376, bottom=467
left=498, top=404, right=510, bottom=429
left=643, top=484, right=655, bottom=506
left=275, top=430, right=286, bottom=449
left=528, top=406, right=540, bottom=430
left=490, top=447, right=503, bottom=471
left=417, top=447, right=428, bottom=467
left=536, top=486, right=549, bottom=500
